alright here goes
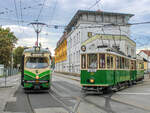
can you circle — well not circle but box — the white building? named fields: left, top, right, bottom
left=0, top=64, right=4, bottom=76
left=55, top=10, right=135, bottom=74
left=138, top=50, right=150, bottom=71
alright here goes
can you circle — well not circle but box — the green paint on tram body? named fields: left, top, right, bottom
left=81, top=69, right=144, bottom=86
left=23, top=70, right=52, bottom=89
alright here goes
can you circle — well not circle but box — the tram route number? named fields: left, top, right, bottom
left=88, top=69, right=97, bottom=72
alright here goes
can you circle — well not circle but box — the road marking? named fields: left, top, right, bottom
left=116, top=92, right=150, bottom=95
left=35, top=107, right=68, bottom=113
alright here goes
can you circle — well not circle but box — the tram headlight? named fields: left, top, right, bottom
left=36, top=76, right=39, bottom=80
left=90, top=79, right=94, bottom=83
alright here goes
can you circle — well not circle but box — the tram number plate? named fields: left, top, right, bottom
left=88, top=69, right=96, bottom=72
left=34, top=85, right=40, bottom=89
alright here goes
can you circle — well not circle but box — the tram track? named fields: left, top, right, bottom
left=48, top=88, right=72, bottom=113
left=50, top=84, right=82, bottom=113
left=51, top=80, right=115, bottom=113
left=26, top=93, right=35, bottom=113
left=54, top=73, right=150, bottom=113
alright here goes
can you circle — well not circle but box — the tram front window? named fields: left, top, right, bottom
left=88, top=54, right=97, bottom=69
left=26, top=57, right=49, bottom=69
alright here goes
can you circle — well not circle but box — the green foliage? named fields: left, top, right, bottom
left=13, top=46, right=24, bottom=68
left=0, top=27, right=17, bottom=67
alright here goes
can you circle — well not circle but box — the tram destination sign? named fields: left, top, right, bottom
left=31, top=53, right=44, bottom=57
left=88, top=69, right=97, bottom=72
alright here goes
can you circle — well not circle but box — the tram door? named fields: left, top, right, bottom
left=130, top=60, right=136, bottom=81
left=114, top=56, right=120, bottom=85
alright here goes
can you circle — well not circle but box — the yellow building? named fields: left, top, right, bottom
left=144, top=61, right=148, bottom=70
left=55, top=33, right=67, bottom=63
left=138, top=50, right=150, bottom=71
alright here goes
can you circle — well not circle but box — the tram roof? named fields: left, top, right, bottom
left=24, top=47, right=51, bottom=54
left=81, top=48, right=137, bottom=60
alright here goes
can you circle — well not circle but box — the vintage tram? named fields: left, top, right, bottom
left=80, top=47, right=144, bottom=93
left=21, top=46, right=52, bottom=90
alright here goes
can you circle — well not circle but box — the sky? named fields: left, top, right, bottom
left=1, top=0, right=150, bottom=55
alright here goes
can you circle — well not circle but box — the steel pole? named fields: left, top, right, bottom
left=36, top=31, right=39, bottom=46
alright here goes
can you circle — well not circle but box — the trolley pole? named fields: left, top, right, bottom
left=29, top=20, right=46, bottom=46
left=37, top=30, right=39, bottom=46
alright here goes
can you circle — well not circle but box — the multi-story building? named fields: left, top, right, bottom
left=138, top=50, right=150, bottom=71
left=55, top=10, right=135, bottom=74
left=55, top=32, right=67, bottom=72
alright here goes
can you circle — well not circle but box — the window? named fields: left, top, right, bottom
left=125, top=59, right=129, bottom=69
left=138, top=61, right=144, bottom=69
left=99, top=54, right=105, bottom=68
left=106, top=55, right=113, bottom=69
left=107, top=55, right=110, bottom=69
left=110, top=56, right=113, bottom=69
left=88, top=54, right=97, bottom=69
left=134, top=61, right=136, bottom=69
left=131, top=60, right=136, bottom=70
left=81, top=54, right=86, bottom=69
left=116, top=56, right=120, bottom=69
left=26, top=57, right=49, bottom=69
left=141, top=62, right=144, bottom=69
left=131, top=60, right=134, bottom=69
left=120, top=57, right=122, bottom=69
left=122, top=57, right=125, bottom=69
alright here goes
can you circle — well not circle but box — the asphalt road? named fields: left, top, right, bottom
left=3, top=73, right=150, bottom=113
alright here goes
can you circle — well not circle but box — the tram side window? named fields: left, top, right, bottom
left=131, top=61, right=134, bottom=69
left=139, top=62, right=144, bottom=69
left=99, top=54, right=105, bottom=68
left=107, top=55, right=110, bottom=69
left=134, top=61, right=136, bottom=69
left=88, top=54, right=97, bottom=69
left=141, top=62, right=144, bottom=69
left=120, top=57, right=122, bottom=69
left=125, top=59, right=129, bottom=69
left=110, top=56, right=113, bottom=69
left=81, top=54, right=86, bottom=69
left=122, top=58, right=125, bottom=69
left=139, top=63, right=141, bottom=69
left=116, top=56, right=120, bottom=69
left=131, top=60, right=136, bottom=69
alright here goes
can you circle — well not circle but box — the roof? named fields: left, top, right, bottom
left=24, top=47, right=50, bottom=54
left=140, top=50, right=150, bottom=56
left=65, top=10, right=134, bottom=32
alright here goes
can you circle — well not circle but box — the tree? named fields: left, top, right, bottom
left=13, top=46, right=24, bottom=68
left=0, top=27, right=17, bottom=67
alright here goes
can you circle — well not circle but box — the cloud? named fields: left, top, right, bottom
left=2, top=24, right=61, bottom=55
left=1, top=0, right=150, bottom=54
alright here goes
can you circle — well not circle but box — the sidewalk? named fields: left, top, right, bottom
left=0, top=74, right=20, bottom=113
left=0, top=74, right=20, bottom=87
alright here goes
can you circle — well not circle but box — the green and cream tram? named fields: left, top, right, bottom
left=80, top=49, right=144, bottom=92
left=21, top=46, right=52, bottom=90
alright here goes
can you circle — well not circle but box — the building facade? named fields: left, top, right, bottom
left=55, top=33, right=67, bottom=72
left=138, top=50, right=150, bottom=71
left=55, top=10, right=135, bottom=74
